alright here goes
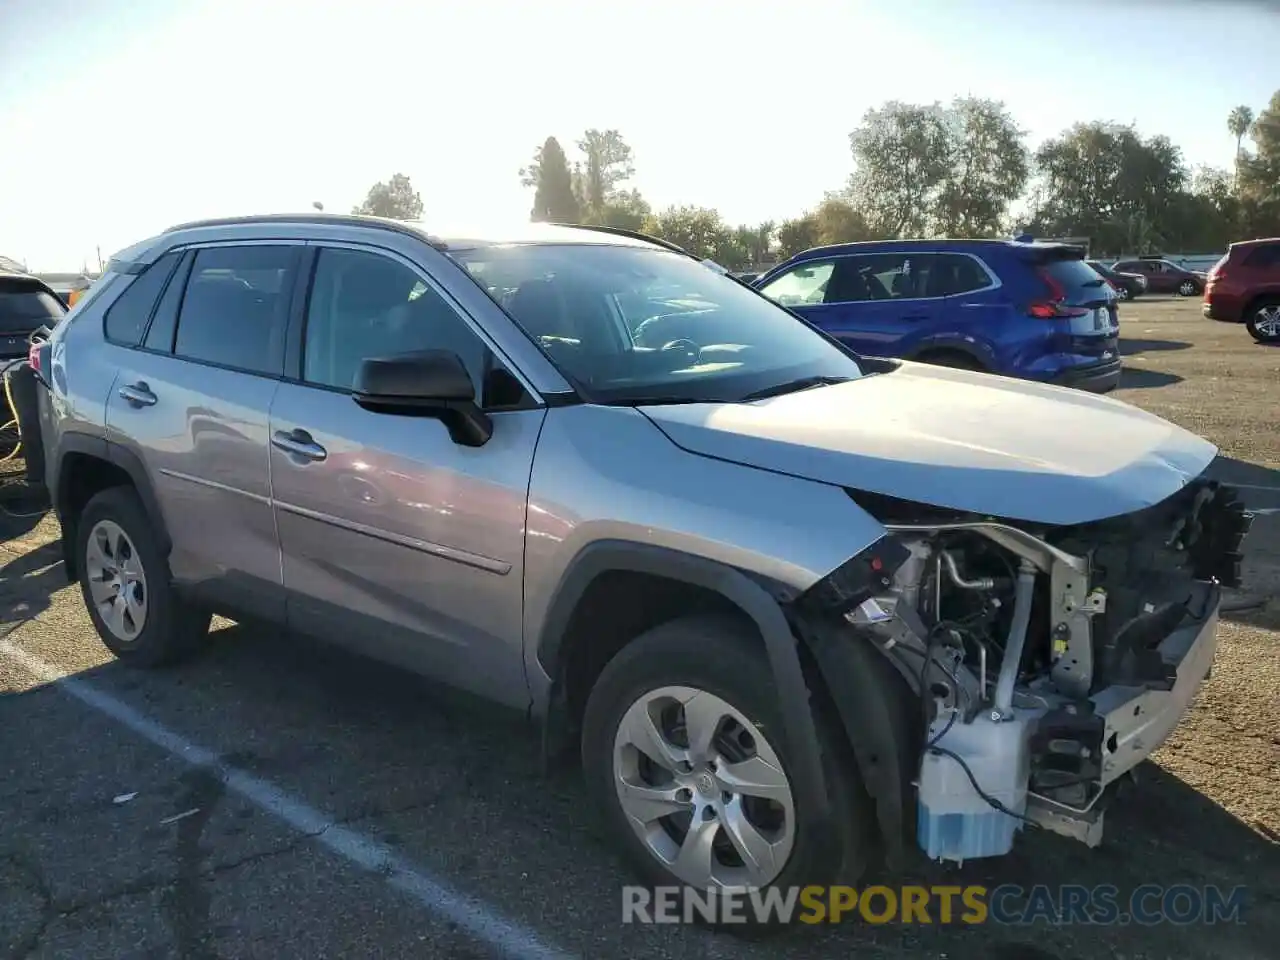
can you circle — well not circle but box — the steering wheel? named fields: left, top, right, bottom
left=661, top=339, right=701, bottom=365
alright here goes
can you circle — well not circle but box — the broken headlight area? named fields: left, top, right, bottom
left=797, top=480, right=1251, bottom=865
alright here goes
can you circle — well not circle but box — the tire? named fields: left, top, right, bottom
left=76, top=486, right=210, bottom=667
left=916, top=350, right=984, bottom=371
left=1246, top=299, right=1280, bottom=344
left=1116, top=286, right=1131, bottom=301
left=581, top=615, right=873, bottom=931
left=1177, top=280, right=1198, bottom=297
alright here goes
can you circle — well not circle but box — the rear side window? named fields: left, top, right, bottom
left=1243, top=244, right=1280, bottom=268
left=0, top=280, right=66, bottom=334
left=173, top=245, right=298, bottom=376
left=102, top=253, right=181, bottom=345
left=927, top=254, right=992, bottom=297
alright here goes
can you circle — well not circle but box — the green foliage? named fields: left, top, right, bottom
left=523, top=137, right=579, bottom=223
left=351, top=173, right=423, bottom=220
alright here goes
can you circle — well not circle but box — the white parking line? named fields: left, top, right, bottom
left=0, top=640, right=576, bottom=960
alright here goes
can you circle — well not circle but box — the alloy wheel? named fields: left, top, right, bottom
left=85, top=519, right=148, bottom=642
left=1254, top=304, right=1280, bottom=340
left=612, top=685, right=796, bottom=889
left=1179, top=280, right=1196, bottom=296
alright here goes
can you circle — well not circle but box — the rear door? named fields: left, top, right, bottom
left=0, top=276, right=65, bottom=359
left=103, top=242, right=300, bottom=622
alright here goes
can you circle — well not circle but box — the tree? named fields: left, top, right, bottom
left=574, top=129, right=636, bottom=218
left=846, top=98, right=1028, bottom=238
left=848, top=102, right=953, bottom=237
left=934, top=98, right=1030, bottom=236
left=587, top=188, right=651, bottom=230
left=642, top=206, right=736, bottom=263
left=1029, top=122, right=1189, bottom=253
left=776, top=215, right=820, bottom=259
left=351, top=173, right=423, bottom=220
left=1228, top=105, right=1256, bottom=184
left=523, top=137, right=579, bottom=223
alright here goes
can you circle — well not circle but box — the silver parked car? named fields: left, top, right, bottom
left=38, top=215, right=1250, bottom=907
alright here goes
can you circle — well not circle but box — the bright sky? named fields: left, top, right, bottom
left=1, top=0, right=1276, bottom=271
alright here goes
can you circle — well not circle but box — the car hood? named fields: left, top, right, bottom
left=638, top=363, right=1217, bottom=526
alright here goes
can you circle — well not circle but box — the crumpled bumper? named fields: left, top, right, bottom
left=1090, top=585, right=1221, bottom=785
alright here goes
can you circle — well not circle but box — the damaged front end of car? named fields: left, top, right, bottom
left=792, top=478, right=1252, bottom=865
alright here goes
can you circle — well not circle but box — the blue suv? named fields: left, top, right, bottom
left=753, top=239, right=1122, bottom=392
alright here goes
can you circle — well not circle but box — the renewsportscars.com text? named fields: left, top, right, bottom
left=622, top=884, right=1248, bottom=926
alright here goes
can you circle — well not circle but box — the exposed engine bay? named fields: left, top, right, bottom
left=826, top=478, right=1252, bottom=862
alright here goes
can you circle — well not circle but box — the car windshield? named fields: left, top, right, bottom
left=448, top=243, right=864, bottom=403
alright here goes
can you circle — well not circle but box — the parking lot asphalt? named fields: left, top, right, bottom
left=1, top=297, right=1277, bottom=960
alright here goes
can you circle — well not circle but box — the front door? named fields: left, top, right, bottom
left=268, top=244, right=544, bottom=708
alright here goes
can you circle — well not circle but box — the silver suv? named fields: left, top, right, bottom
left=38, top=215, right=1251, bottom=903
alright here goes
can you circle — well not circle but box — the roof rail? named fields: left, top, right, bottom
left=161, top=213, right=448, bottom=249
left=547, top=222, right=696, bottom=259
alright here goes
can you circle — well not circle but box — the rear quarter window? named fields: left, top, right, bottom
left=103, top=252, right=183, bottom=346
left=1243, top=244, right=1280, bottom=269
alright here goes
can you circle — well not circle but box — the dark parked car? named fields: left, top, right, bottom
left=1202, top=238, right=1280, bottom=342
left=1111, top=257, right=1205, bottom=296
left=754, top=238, right=1121, bottom=392
left=1086, top=260, right=1146, bottom=300
left=0, top=271, right=66, bottom=360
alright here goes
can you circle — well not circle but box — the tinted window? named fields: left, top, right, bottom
left=1041, top=257, right=1110, bottom=301
left=450, top=244, right=864, bottom=404
left=928, top=254, right=991, bottom=297
left=1244, top=244, right=1280, bottom=268
left=1113, top=261, right=1139, bottom=272
left=102, top=253, right=180, bottom=345
left=304, top=248, right=500, bottom=400
left=143, top=252, right=194, bottom=352
left=0, top=280, right=67, bottom=334
left=174, top=246, right=297, bottom=375
left=758, top=261, right=835, bottom=306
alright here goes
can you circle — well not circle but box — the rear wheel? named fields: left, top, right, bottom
left=76, top=487, right=211, bottom=667
left=1116, top=286, right=1131, bottom=301
left=581, top=616, right=872, bottom=930
left=1246, top=299, right=1280, bottom=343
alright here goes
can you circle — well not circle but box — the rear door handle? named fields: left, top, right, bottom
left=118, top=381, right=157, bottom=407
left=271, top=428, right=327, bottom=462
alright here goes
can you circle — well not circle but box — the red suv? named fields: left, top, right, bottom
left=1203, top=238, right=1280, bottom=343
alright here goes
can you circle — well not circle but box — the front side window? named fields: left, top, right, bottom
left=303, top=248, right=504, bottom=402
left=449, top=243, right=864, bottom=404
left=758, top=261, right=835, bottom=306
left=173, top=245, right=298, bottom=375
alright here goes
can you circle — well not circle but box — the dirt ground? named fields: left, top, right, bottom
left=0, top=295, right=1277, bottom=960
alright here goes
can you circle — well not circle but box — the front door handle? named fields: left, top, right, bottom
left=901, top=314, right=929, bottom=322
left=271, top=429, right=327, bottom=462
left=118, top=381, right=157, bottom=407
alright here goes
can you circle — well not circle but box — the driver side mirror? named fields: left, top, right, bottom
left=352, top=350, right=493, bottom=447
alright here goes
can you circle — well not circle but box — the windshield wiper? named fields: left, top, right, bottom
left=739, top=375, right=852, bottom=401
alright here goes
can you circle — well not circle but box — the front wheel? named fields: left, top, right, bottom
left=1116, top=286, right=1131, bottom=301
left=76, top=487, right=211, bottom=667
left=1178, top=280, right=1198, bottom=297
left=1246, top=300, right=1280, bottom=343
left=581, top=616, right=872, bottom=928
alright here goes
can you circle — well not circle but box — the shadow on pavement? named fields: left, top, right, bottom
left=1120, top=366, right=1184, bottom=389
left=1207, top=456, right=1280, bottom=493
left=0, top=540, right=62, bottom=629
left=1120, top=338, right=1192, bottom=354
left=0, top=534, right=1275, bottom=959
